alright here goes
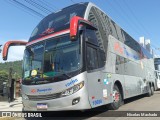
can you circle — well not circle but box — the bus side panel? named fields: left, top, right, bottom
left=86, top=71, right=105, bottom=108
left=108, top=35, right=148, bottom=99
left=124, top=76, right=146, bottom=99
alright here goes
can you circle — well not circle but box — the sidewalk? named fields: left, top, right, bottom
left=0, top=97, right=22, bottom=111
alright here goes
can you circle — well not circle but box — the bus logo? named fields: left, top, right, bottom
left=31, top=89, right=36, bottom=93
left=65, top=79, right=78, bottom=87
left=40, top=28, right=54, bottom=36
left=31, top=88, right=52, bottom=93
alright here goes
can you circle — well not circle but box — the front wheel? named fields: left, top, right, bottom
left=151, top=85, right=154, bottom=95
left=146, top=84, right=152, bottom=97
left=108, top=84, right=123, bottom=110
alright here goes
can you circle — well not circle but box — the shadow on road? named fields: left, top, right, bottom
left=124, top=94, right=146, bottom=105
left=10, top=102, right=22, bottom=107
left=24, top=106, right=109, bottom=120
left=24, top=92, right=160, bottom=119
left=154, top=91, right=160, bottom=94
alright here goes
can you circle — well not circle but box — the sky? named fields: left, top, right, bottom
left=0, top=0, right=160, bottom=62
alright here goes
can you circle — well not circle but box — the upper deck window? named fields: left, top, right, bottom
left=29, top=3, right=88, bottom=42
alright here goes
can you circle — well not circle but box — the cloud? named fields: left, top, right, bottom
left=0, top=39, right=27, bottom=63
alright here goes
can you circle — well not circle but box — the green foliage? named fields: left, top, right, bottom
left=0, top=60, right=22, bottom=79
left=0, top=71, right=8, bottom=82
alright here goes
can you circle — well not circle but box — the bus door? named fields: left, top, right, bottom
left=86, top=44, right=104, bottom=108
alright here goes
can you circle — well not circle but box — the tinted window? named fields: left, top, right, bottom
left=124, top=31, right=141, bottom=54
left=98, top=50, right=106, bottom=68
left=115, top=55, right=125, bottom=74
left=140, top=46, right=153, bottom=59
left=87, top=46, right=98, bottom=70
left=85, top=29, right=98, bottom=46
left=29, top=3, right=87, bottom=42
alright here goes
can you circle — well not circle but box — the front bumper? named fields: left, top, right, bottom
left=22, top=87, right=91, bottom=111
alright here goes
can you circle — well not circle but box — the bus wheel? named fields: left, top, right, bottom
left=151, top=85, right=154, bottom=95
left=146, top=84, right=152, bottom=97
left=108, top=84, right=122, bottom=110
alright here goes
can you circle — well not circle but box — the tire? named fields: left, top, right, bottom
left=108, top=84, right=123, bottom=110
left=151, top=85, right=154, bottom=95
left=146, top=84, right=152, bottom=97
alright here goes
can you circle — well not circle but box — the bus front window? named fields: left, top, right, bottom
left=23, top=43, right=44, bottom=80
left=44, top=35, right=81, bottom=78
left=22, top=34, right=82, bottom=85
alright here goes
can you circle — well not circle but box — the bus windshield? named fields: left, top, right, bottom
left=23, top=35, right=81, bottom=85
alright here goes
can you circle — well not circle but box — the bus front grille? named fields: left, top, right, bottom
left=27, top=93, right=61, bottom=101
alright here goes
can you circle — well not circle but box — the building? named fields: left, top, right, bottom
left=139, top=37, right=145, bottom=48
left=139, top=37, right=152, bottom=54
left=145, top=39, right=151, bottom=53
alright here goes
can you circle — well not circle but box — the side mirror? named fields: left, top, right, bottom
left=3, top=41, right=27, bottom=61
left=70, top=16, right=97, bottom=41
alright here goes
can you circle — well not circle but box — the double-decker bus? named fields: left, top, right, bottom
left=3, top=2, right=156, bottom=111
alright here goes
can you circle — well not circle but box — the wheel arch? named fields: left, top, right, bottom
left=114, top=80, right=124, bottom=100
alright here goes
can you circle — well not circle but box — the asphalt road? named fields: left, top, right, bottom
left=1, top=90, right=160, bottom=120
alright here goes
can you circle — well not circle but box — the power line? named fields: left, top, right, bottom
left=70, top=0, right=76, bottom=3
left=38, top=0, right=57, bottom=12
left=115, top=0, right=159, bottom=47
left=24, top=0, right=52, bottom=14
left=45, top=0, right=60, bottom=10
left=6, top=0, right=41, bottom=19
left=112, top=0, right=144, bottom=37
left=11, top=0, right=45, bottom=18
left=123, top=0, right=152, bottom=38
left=102, top=0, right=142, bottom=37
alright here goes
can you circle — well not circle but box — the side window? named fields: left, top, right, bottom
left=155, top=72, right=158, bottom=78
left=98, top=50, right=106, bottom=68
left=87, top=46, right=98, bottom=70
left=85, top=29, right=99, bottom=46
left=115, top=55, right=125, bottom=74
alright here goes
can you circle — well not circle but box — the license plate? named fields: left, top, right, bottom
left=37, top=103, right=48, bottom=110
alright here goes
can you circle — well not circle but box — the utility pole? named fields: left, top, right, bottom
left=8, top=67, right=12, bottom=103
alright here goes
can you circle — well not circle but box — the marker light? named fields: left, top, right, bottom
left=72, top=97, right=80, bottom=105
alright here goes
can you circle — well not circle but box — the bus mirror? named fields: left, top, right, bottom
left=70, top=16, right=97, bottom=41
left=2, top=40, right=27, bottom=61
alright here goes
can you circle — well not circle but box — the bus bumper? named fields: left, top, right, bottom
left=22, top=87, right=91, bottom=111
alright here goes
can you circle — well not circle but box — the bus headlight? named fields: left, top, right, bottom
left=22, top=94, right=29, bottom=100
left=61, top=81, right=84, bottom=97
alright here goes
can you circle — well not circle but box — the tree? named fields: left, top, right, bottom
left=0, top=71, right=8, bottom=83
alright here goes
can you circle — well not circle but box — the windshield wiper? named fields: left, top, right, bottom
left=58, top=70, right=71, bottom=78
